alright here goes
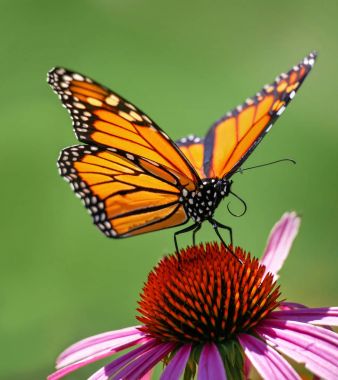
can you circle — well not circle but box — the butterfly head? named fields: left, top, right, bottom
left=181, top=178, right=232, bottom=223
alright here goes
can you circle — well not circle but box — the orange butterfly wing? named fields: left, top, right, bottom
left=203, top=52, right=317, bottom=178
left=176, top=135, right=206, bottom=178
left=48, top=68, right=200, bottom=184
left=58, top=145, right=192, bottom=237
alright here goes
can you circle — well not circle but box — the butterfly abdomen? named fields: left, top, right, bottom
left=180, top=179, right=231, bottom=223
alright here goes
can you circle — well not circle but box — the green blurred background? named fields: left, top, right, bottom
left=1, top=0, right=337, bottom=378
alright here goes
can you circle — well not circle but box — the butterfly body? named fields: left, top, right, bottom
left=48, top=52, right=316, bottom=250
left=180, top=178, right=231, bottom=223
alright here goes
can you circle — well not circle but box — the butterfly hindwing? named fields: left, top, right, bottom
left=203, top=52, right=317, bottom=178
left=58, top=145, right=192, bottom=237
left=48, top=68, right=200, bottom=183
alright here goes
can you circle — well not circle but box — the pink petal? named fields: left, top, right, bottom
left=198, top=343, right=227, bottom=380
left=111, top=342, right=175, bottom=380
left=271, top=306, right=338, bottom=326
left=88, top=339, right=159, bottom=380
left=243, top=357, right=251, bottom=379
left=256, top=319, right=338, bottom=379
left=279, top=301, right=308, bottom=310
left=262, top=319, right=338, bottom=350
left=48, top=335, right=148, bottom=380
left=58, top=332, right=146, bottom=368
left=160, top=344, right=192, bottom=380
left=140, top=369, right=153, bottom=380
left=57, top=326, right=143, bottom=366
left=238, top=333, right=300, bottom=380
left=261, top=212, right=300, bottom=279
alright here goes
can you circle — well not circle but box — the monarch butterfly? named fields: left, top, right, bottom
left=48, top=52, right=316, bottom=252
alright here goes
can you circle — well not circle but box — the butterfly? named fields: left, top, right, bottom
left=48, top=52, right=316, bottom=253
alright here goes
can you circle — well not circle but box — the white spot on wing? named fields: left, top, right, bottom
left=266, top=124, right=273, bottom=133
left=130, top=111, right=143, bottom=122
left=143, top=115, right=152, bottom=124
left=125, top=102, right=137, bottom=111
left=106, top=94, right=119, bottom=106
left=74, top=102, right=85, bottom=109
left=73, top=73, right=84, bottom=81
left=276, top=106, right=286, bottom=116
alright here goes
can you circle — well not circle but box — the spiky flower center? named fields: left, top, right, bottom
left=137, top=243, right=280, bottom=343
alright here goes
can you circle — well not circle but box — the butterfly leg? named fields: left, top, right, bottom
left=192, top=223, right=202, bottom=246
left=210, top=219, right=242, bottom=264
left=211, top=219, right=233, bottom=246
left=174, top=223, right=200, bottom=255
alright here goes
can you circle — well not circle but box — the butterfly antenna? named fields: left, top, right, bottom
left=235, top=158, right=296, bottom=174
left=227, top=191, right=247, bottom=217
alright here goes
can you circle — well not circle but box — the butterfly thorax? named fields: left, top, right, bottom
left=180, top=178, right=232, bottom=223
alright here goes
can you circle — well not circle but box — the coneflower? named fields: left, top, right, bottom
left=49, top=213, right=338, bottom=379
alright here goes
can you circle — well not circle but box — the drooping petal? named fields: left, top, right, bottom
left=160, top=344, right=192, bottom=380
left=198, top=343, right=227, bottom=380
left=111, top=342, right=175, bottom=380
left=238, top=333, right=300, bottom=380
left=56, top=332, right=147, bottom=368
left=256, top=319, right=338, bottom=380
left=57, top=326, right=143, bottom=367
left=88, top=338, right=159, bottom=380
left=272, top=306, right=338, bottom=326
left=261, top=212, right=300, bottom=279
left=48, top=334, right=148, bottom=380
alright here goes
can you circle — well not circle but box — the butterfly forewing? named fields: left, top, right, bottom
left=176, top=135, right=206, bottom=178
left=203, top=51, right=317, bottom=178
left=48, top=68, right=200, bottom=183
left=58, top=145, right=191, bottom=237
